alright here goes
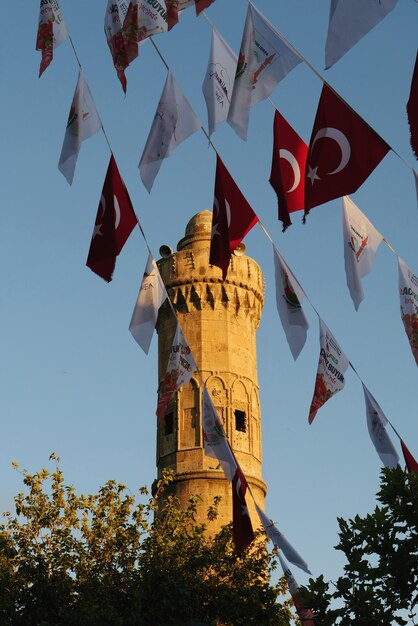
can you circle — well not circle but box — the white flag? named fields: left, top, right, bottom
left=202, top=385, right=236, bottom=481
left=273, top=245, right=309, bottom=360
left=156, top=323, right=197, bottom=420
left=227, top=3, right=302, bottom=141
left=398, top=256, right=418, bottom=366
left=363, top=385, right=399, bottom=468
left=129, top=253, right=167, bottom=354
left=325, top=0, right=398, bottom=69
left=342, top=196, right=383, bottom=311
left=202, top=27, right=237, bottom=137
left=139, top=71, right=201, bottom=192
left=308, top=319, right=349, bottom=424
left=123, top=0, right=168, bottom=43
left=50, top=0, right=68, bottom=46
left=256, top=505, right=311, bottom=575
left=58, top=71, right=102, bottom=185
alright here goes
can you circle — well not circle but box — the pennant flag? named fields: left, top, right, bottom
left=304, top=85, right=390, bottom=215
left=401, top=440, right=418, bottom=473
left=273, top=245, right=309, bottom=360
left=202, top=27, right=237, bottom=137
left=256, top=504, right=311, bottom=575
left=363, top=385, right=399, bottom=469
left=86, top=155, right=137, bottom=282
left=104, top=0, right=138, bottom=93
left=36, top=0, right=68, bottom=77
left=123, top=0, right=168, bottom=44
left=325, top=0, right=398, bottom=69
left=308, top=319, right=349, bottom=424
left=139, top=71, right=201, bottom=192
left=209, top=155, right=258, bottom=279
left=269, top=110, right=308, bottom=231
left=129, top=253, right=168, bottom=353
left=202, top=386, right=254, bottom=554
left=195, top=0, right=215, bottom=14
left=232, top=465, right=255, bottom=555
left=166, top=0, right=179, bottom=30
left=156, top=323, right=197, bottom=420
left=58, top=71, right=102, bottom=185
left=397, top=256, right=418, bottom=366
left=227, top=3, right=302, bottom=141
left=407, top=52, right=418, bottom=160
left=342, top=196, right=383, bottom=310
left=278, top=555, right=316, bottom=625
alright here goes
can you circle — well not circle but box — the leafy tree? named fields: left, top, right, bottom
left=301, top=467, right=418, bottom=626
left=0, top=455, right=294, bottom=626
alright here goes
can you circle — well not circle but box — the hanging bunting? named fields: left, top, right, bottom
left=363, top=385, right=399, bottom=469
left=36, top=0, right=68, bottom=77
left=104, top=0, right=138, bottom=93
left=407, top=52, right=418, bottom=160
left=397, top=256, right=418, bottom=366
left=278, top=555, right=315, bottom=624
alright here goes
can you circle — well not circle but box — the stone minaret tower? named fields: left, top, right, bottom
left=156, top=210, right=266, bottom=529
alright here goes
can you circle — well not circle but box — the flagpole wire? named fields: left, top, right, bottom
left=68, top=35, right=82, bottom=69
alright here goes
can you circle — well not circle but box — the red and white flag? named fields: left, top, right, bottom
left=269, top=110, right=308, bottom=231
left=202, top=386, right=254, bottom=554
left=278, top=555, right=316, bottom=625
left=227, top=4, right=302, bottom=141
left=407, top=52, right=418, bottom=160
left=273, top=245, right=309, bottom=360
left=304, top=85, right=390, bottom=215
left=308, top=319, right=349, bottom=424
left=401, top=440, right=418, bottom=473
left=86, top=155, right=138, bottom=282
left=209, top=155, right=258, bottom=279
left=256, top=505, right=311, bottom=575
left=139, top=71, right=201, bottom=192
left=129, top=253, right=168, bottom=354
left=363, top=385, right=399, bottom=469
left=123, top=0, right=168, bottom=44
left=195, top=0, right=215, bottom=14
left=342, top=196, right=383, bottom=310
left=398, top=256, right=418, bottom=366
left=156, top=323, right=197, bottom=421
left=104, top=0, right=138, bottom=93
left=165, top=0, right=179, bottom=30
left=325, top=0, right=398, bottom=69
left=58, top=71, right=102, bottom=185
left=36, top=0, right=68, bottom=77
left=202, top=27, right=237, bottom=137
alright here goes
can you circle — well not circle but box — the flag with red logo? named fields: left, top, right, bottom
left=308, top=319, right=349, bottom=424
left=398, top=256, right=418, bottom=366
left=407, top=52, right=418, bottom=160
left=209, top=155, right=258, bottom=279
left=86, top=155, right=138, bottom=282
left=123, top=0, right=168, bottom=44
left=195, top=0, right=215, bottom=14
left=279, top=555, right=316, bottom=625
left=202, top=386, right=254, bottom=554
left=401, top=440, right=418, bottom=473
left=156, top=323, right=197, bottom=421
left=36, top=0, right=68, bottom=77
left=304, top=85, right=390, bottom=215
left=104, top=0, right=138, bottom=93
left=269, top=110, right=308, bottom=231
left=342, top=196, right=383, bottom=311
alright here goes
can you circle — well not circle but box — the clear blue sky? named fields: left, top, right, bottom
left=1, top=0, right=417, bottom=587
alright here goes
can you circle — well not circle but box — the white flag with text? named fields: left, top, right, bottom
left=398, top=256, right=418, bottom=366
left=363, top=384, right=399, bottom=468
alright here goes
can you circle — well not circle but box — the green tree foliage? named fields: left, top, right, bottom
left=301, top=467, right=418, bottom=626
left=0, top=455, right=293, bottom=626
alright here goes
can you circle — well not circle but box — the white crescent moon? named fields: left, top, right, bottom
left=114, top=194, right=121, bottom=229
left=235, top=476, right=242, bottom=496
left=311, top=127, right=351, bottom=174
left=99, top=194, right=106, bottom=219
left=225, top=199, right=231, bottom=228
left=279, top=148, right=301, bottom=193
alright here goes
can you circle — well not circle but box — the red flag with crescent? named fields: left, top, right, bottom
left=86, top=155, right=137, bottom=282
left=407, top=52, right=418, bottom=160
left=209, top=155, right=258, bottom=279
left=232, top=465, right=254, bottom=555
left=269, top=110, right=308, bottom=231
left=304, top=85, right=390, bottom=216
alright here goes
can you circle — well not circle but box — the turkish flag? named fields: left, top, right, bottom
left=195, top=0, right=215, bottom=14
left=407, top=52, right=418, bottom=160
left=86, top=155, right=138, bottom=282
left=304, top=85, right=390, bottom=215
left=401, top=439, right=418, bottom=473
left=232, top=465, right=254, bottom=555
left=269, top=110, right=308, bottom=231
left=209, top=155, right=258, bottom=279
